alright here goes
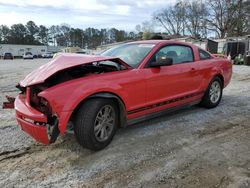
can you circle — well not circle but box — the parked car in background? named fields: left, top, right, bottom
left=3, top=52, right=14, bottom=60
left=42, top=52, right=53, bottom=58
left=23, top=52, right=33, bottom=59
left=8, top=40, right=232, bottom=151
left=75, top=51, right=87, bottom=54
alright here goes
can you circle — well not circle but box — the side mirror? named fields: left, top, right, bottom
left=150, top=56, right=173, bottom=67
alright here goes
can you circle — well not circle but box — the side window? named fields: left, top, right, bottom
left=199, top=49, right=211, bottom=60
left=152, top=45, right=194, bottom=65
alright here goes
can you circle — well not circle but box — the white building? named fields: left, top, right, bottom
left=0, top=44, right=65, bottom=57
left=213, top=39, right=227, bottom=53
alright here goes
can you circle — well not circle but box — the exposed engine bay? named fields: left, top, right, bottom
left=17, top=60, right=126, bottom=115
left=4, top=58, right=129, bottom=144
left=45, top=60, right=126, bottom=87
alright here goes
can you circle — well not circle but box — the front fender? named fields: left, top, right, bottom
left=38, top=78, right=128, bottom=134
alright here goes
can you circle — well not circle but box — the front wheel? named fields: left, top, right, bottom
left=74, top=98, right=118, bottom=151
left=200, top=77, right=223, bottom=108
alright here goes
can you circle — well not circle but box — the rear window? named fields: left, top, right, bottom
left=199, top=49, right=211, bottom=60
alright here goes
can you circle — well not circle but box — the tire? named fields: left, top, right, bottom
left=200, top=77, right=223, bottom=108
left=74, top=98, right=118, bottom=151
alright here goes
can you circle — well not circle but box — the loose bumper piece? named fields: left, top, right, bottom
left=15, top=95, right=50, bottom=145
left=2, top=95, right=15, bottom=109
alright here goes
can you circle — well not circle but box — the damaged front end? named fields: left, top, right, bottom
left=14, top=85, right=60, bottom=144
left=3, top=54, right=131, bottom=145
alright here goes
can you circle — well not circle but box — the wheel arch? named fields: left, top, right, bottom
left=213, top=74, right=224, bottom=88
left=200, top=73, right=224, bottom=108
left=69, top=92, right=127, bottom=130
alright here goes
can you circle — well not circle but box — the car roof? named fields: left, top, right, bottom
left=128, top=40, right=196, bottom=47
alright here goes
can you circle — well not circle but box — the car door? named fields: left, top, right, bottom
left=144, top=44, right=201, bottom=107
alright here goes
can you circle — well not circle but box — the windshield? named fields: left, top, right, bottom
left=101, top=43, right=155, bottom=68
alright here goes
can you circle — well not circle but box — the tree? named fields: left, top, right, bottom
left=0, top=20, right=135, bottom=48
left=227, top=0, right=250, bottom=37
left=153, top=0, right=250, bottom=38
left=100, top=29, right=109, bottom=45
left=8, top=24, right=27, bottom=44
left=205, top=0, right=240, bottom=38
left=128, top=31, right=136, bottom=40
left=49, top=25, right=60, bottom=46
left=56, top=24, right=71, bottom=46
left=69, top=28, right=84, bottom=47
left=26, top=21, right=39, bottom=36
left=243, top=0, right=250, bottom=34
left=25, top=21, right=40, bottom=44
left=135, top=21, right=155, bottom=40
left=185, top=0, right=208, bottom=38
left=0, top=25, right=10, bottom=43
left=135, top=24, right=141, bottom=33
left=153, top=2, right=185, bottom=36
left=38, top=25, right=49, bottom=45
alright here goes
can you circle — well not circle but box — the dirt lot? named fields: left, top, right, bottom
left=0, top=59, right=249, bottom=188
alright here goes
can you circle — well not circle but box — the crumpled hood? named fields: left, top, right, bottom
left=20, top=53, right=130, bottom=87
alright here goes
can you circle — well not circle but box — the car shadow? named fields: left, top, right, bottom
left=51, top=93, right=250, bottom=154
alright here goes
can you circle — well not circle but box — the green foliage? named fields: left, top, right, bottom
left=0, top=21, right=139, bottom=48
left=142, top=32, right=152, bottom=40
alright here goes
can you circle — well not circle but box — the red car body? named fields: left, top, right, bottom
left=14, top=40, right=232, bottom=145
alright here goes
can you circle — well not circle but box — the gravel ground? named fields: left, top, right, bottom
left=0, top=59, right=249, bottom=188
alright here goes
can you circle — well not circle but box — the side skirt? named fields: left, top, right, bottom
left=127, top=100, right=201, bottom=126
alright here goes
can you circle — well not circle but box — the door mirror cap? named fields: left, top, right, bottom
left=150, top=56, right=173, bottom=67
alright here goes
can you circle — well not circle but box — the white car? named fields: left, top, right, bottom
left=42, top=52, right=53, bottom=58
left=23, top=52, right=33, bottom=59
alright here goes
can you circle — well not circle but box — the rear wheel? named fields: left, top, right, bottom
left=74, top=98, right=118, bottom=151
left=200, top=77, right=223, bottom=108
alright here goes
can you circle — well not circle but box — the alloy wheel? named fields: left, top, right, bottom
left=94, top=105, right=115, bottom=142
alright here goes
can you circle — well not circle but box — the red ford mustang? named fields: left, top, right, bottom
left=12, top=40, right=232, bottom=150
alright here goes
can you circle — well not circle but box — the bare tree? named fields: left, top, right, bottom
left=154, top=2, right=186, bottom=36
left=153, top=0, right=249, bottom=39
left=205, top=0, right=240, bottom=38
left=244, top=0, right=250, bottom=34
left=185, top=0, right=208, bottom=38
left=227, top=0, right=250, bottom=36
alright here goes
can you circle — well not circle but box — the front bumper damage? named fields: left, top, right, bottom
left=15, top=94, right=50, bottom=145
left=3, top=86, right=60, bottom=145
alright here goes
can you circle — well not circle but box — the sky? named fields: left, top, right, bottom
left=0, top=0, right=176, bottom=31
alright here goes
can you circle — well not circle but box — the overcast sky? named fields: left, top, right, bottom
left=0, top=0, right=176, bottom=31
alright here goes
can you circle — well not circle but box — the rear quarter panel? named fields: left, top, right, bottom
left=197, top=58, right=232, bottom=90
